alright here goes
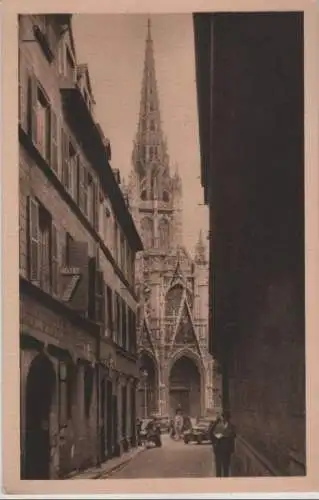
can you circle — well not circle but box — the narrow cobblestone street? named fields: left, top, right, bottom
left=103, top=434, right=216, bottom=478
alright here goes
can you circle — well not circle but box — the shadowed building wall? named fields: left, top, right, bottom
left=194, top=12, right=305, bottom=476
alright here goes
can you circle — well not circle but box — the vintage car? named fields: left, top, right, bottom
left=183, top=417, right=214, bottom=444
left=139, top=419, right=154, bottom=442
left=139, top=418, right=162, bottom=447
left=154, top=416, right=170, bottom=433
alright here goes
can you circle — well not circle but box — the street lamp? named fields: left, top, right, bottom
left=141, top=369, right=148, bottom=419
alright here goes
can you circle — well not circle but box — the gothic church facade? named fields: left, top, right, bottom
left=127, top=19, right=219, bottom=418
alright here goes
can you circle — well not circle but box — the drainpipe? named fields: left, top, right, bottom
left=96, top=328, right=101, bottom=468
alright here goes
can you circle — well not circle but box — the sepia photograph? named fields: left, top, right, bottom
left=11, top=4, right=311, bottom=490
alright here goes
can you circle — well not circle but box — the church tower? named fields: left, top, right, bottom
left=128, top=18, right=216, bottom=419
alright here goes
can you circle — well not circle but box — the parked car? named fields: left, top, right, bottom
left=154, top=416, right=170, bottom=433
left=139, top=419, right=154, bottom=443
left=183, top=417, right=214, bottom=444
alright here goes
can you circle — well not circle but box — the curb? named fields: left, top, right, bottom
left=67, top=446, right=147, bottom=480
left=99, top=446, right=147, bottom=478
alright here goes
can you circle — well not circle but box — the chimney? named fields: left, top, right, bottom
left=112, top=168, right=121, bottom=185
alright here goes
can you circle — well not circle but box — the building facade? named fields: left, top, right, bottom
left=19, top=14, right=143, bottom=479
left=127, top=20, right=219, bottom=419
left=194, top=13, right=305, bottom=476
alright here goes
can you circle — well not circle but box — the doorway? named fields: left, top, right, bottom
left=106, top=380, right=113, bottom=458
left=100, top=377, right=106, bottom=462
left=169, top=356, right=201, bottom=417
left=24, top=353, right=56, bottom=479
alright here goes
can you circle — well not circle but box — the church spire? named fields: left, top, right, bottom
left=131, top=16, right=170, bottom=200
left=194, top=229, right=207, bottom=265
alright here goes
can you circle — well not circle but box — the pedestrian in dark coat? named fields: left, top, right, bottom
left=136, top=418, right=142, bottom=446
left=210, top=411, right=236, bottom=477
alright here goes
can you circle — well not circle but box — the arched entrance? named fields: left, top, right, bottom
left=169, top=356, right=201, bottom=417
left=24, top=353, right=56, bottom=479
left=138, top=351, right=158, bottom=418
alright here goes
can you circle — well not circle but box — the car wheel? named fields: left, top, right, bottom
left=184, top=437, right=189, bottom=444
left=197, top=437, right=202, bottom=444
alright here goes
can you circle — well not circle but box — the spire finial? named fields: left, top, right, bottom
left=147, top=16, right=152, bottom=40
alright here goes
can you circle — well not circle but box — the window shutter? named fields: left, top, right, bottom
left=18, top=49, right=23, bottom=126
left=107, top=286, right=113, bottom=338
left=88, top=257, right=96, bottom=320
left=93, top=180, right=99, bottom=232
left=50, top=110, right=59, bottom=174
left=95, top=270, right=105, bottom=325
left=61, top=129, right=69, bottom=189
left=19, top=51, right=29, bottom=133
left=30, top=74, right=38, bottom=146
left=122, top=300, right=127, bottom=350
left=51, top=222, right=59, bottom=296
left=77, top=156, right=82, bottom=208
left=28, top=197, right=40, bottom=282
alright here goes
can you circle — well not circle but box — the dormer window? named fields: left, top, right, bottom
left=33, top=16, right=54, bottom=62
left=66, top=46, right=75, bottom=82
left=83, top=88, right=91, bottom=112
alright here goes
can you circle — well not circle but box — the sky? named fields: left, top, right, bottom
left=72, top=14, right=209, bottom=256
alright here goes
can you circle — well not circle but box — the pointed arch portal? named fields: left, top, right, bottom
left=169, top=356, right=201, bottom=418
left=138, top=351, right=158, bottom=418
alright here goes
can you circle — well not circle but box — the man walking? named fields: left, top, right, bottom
left=210, top=411, right=236, bottom=477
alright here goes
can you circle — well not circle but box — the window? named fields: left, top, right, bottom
left=150, top=120, right=155, bottom=131
left=163, top=191, right=169, bottom=203
left=141, top=190, right=147, bottom=201
left=159, top=218, right=169, bottom=249
left=86, top=178, right=99, bottom=231
left=122, top=300, right=127, bottom=350
left=64, top=231, right=74, bottom=266
left=113, top=291, right=118, bottom=343
left=35, top=84, right=50, bottom=161
left=104, top=205, right=110, bottom=243
left=95, top=271, right=105, bottom=325
left=18, top=49, right=27, bottom=130
left=99, top=199, right=104, bottom=239
left=126, top=246, right=131, bottom=283
left=114, top=222, right=119, bottom=263
left=62, top=133, right=78, bottom=198
left=141, top=217, right=153, bottom=249
left=28, top=197, right=59, bottom=295
left=115, top=292, right=121, bottom=345
left=68, top=142, right=77, bottom=198
left=93, top=181, right=99, bottom=232
left=105, top=284, right=113, bottom=337
left=38, top=204, right=51, bottom=293
left=130, top=251, right=135, bottom=287
left=51, top=223, right=59, bottom=296
left=78, top=159, right=88, bottom=216
left=50, top=110, right=59, bottom=174
left=114, top=292, right=121, bottom=344
left=29, top=198, right=40, bottom=283
left=120, top=232, right=125, bottom=273
left=21, top=69, right=59, bottom=172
